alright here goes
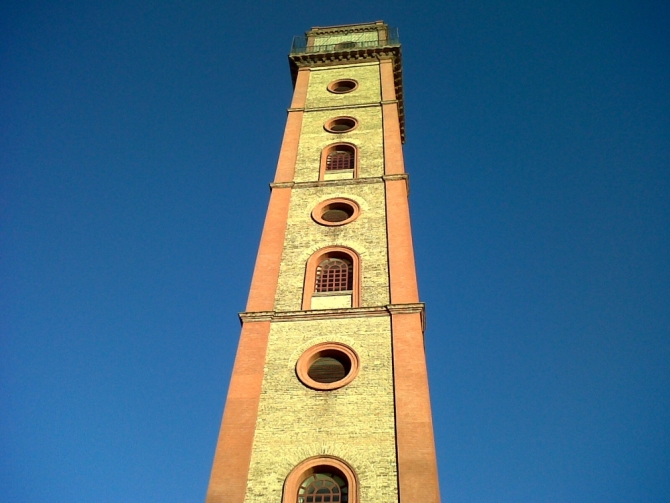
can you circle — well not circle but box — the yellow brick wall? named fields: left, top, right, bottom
left=245, top=58, right=397, bottom=502
left=294, top=107, right=384, bottom=183
left=273, top=183, right=390, bottom=312
left=243, top=316, right=398, bottom=503
left=305, top=64, right=381, bottom=109
left=294, top=64, right=383, bottom=184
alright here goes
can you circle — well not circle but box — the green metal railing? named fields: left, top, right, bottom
left=290, top=27, right=400, bottom=55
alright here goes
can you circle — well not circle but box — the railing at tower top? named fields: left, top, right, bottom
left=290, top=27, right=400, bottom=55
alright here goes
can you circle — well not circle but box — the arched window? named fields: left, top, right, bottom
left=298, top=473, right=348, bottom=503
left=320, top=144, right=357, bottom=180
left=283, top=456, right=358, bottom=503
left=315, top=257, right=353, bottom=293
left=303, top=248, right=360, bottom=310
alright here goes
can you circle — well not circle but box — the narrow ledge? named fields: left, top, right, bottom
left=239, top=302, right=425, bottom=330
left=383, top=173, right=410, bottom=195
left=269, top=174, right=410, bottom=193
left=382, top=173, right=408, bottom=181
left=269, top=181, right=295, bottom=189
left=270, top=177, right=382, bottom=191
left=291, top=102, right=384, bottom=114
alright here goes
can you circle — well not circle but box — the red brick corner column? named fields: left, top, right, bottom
left=390, top=308, right=441, bottom=503
left=274, top=67, right=310, bottom=183
left=205, top=320, right=271, bottom=503
left=379, top=57, right=405, bottom=175
left=381, top=53, right=441, bottom=503
left=384, top=176, right=419, bottom=304
left=205, top=66, right=309, bottom=503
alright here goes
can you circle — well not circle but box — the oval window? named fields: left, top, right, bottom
left=324, top=117, right=358, bottom=133
left=296, top=343, right=360, bottom=391
left=312, top=199, right=360, bottom=226
left=308, top=355, right=350, bottom=383
left=327, top=79, right=358, bottom=94
left=323, top=204, right=353, bottom=223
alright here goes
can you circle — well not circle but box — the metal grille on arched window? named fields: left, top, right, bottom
left=326, top=148, right=354, bottom=171
left=298, top=474, right=348, bottom=503
left=315, top=258, right=353, bottom=292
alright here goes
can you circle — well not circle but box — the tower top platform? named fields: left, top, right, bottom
left=288, top=21, right=405, bottom=142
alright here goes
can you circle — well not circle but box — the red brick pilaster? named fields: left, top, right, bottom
left=205, top=67, right=310, bottom=503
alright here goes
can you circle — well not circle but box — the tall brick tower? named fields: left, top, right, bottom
left=206, top=22, right=440, bottom=503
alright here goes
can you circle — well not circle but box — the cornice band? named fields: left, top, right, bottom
left=239, top=302, right=426, bottom=329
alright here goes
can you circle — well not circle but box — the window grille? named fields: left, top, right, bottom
left=326, top=149, right=354, bottom=171
left=298, top=474, right=348, bottom=503
left=315, top=258, right=352, bottom=292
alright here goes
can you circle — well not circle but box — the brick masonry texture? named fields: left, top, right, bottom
left=294, top=107, right=384, bottom=183
left=207, top=26, right=441, bottom=503
left=295, top=64, right=384, bottom=183
left=274, top=64, right=390, bottom=312
left=305, top=64, right=381, bottom=110
left=243, top=316, right=398, bottom=503
left=245, top=61, right=399, bottom=501
left=273, top=182, right=390, bottom=312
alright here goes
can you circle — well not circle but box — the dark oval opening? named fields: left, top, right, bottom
left=308, top=354, right=351, bottom=383
left=321, top=202, right=354, bottom=223
left=327, top=118, right=356, bottom=133
left=322, top=209, right=350, bottom=222
left=329, top=80, right=357, bottom=93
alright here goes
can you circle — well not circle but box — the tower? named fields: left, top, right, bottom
left=206, top=22, right=440, bottom=503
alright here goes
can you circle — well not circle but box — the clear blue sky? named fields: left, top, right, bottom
left=2, top=1, right=669, bottom=502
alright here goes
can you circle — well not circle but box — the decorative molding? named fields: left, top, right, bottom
left=382, top=173, right=408, bottom=182
left=269, top=181, right=295, bottom=189
left=387, top=302, right=427, bottom=333
left=289, top=177, right=384, bottom=190
left=238, top=311, right=274, bottom=323
left=386, top=302, right=425, bottom=315
left=307, top=22, right=385, bottom=36
left=383, top=173, right=410, bottom=195
left=303, top=102, right=381, bottom=113
left=310, top=61, right=380, bottom=70
left=239, top=303, right=426, bottom=332
left=271, top=176, right=410, bottom=193
left=239, top=306, right=386, bottom=325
